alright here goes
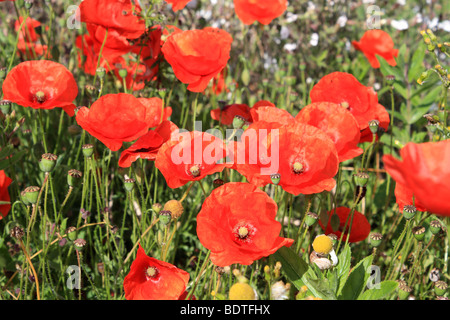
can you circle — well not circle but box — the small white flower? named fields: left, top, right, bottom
left=271, top=281, right=290, bottom=300
left=283, top=43, right=297, bottom=52
left=280, top=26, right=290, bottom=39
left=310, top=33, right=319, bottom=46
left=336, top=15, right=348, bottom=28
left=391, top=19, right=409, bottom=30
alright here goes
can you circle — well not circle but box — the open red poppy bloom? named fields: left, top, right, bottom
left=79, top=0, right=146, bottom=39
left=352, top=30, right=399, bottom=68
left=196, top=182, right=294, bottom=267
left=310, top=72, right=379, bottom=133
left=233, top=120, right=339, bottom=195
left=359, top=103, right=390, bottom=143
left=165, top=0, right=192, bottom=11
left=319, top=207, right=371, bottom=243
left=15, top=17, right=49, bottom=59
left=162, top=27, right=233, bottom=92
left=2, top=60, right=78, bottom=116
left=119, top=121, right=179, bottom=168
left=233, top=0, right=288, bottom=25
left=0, top=170, right=12, bottom=220
left=250, top=104, right=294, bottom=127
left=155, top=131, right=229, bottom=188
left=76, top=94, right=168, bottom=151
left=123, top=245, right=189, bottom=300
left=394, top=182, right=427, bottom=213
left=295, top=102, right=363, bottom=163
left=383, top=140, right=450, bottom=217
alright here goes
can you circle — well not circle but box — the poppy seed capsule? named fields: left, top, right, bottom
left=67, top=169, right=82, bottom=188
left=23, top=186, right=40, bottom=205
left=0, top=100, right=11, bottom=114
left=434, top=281, right=448, bottom=296
left=368, top=120, right=380, bottom=134
left=386, top=75, right=395, bottom=86
left=82, top=144, right=94, bottom=158
left=118, top=68, right=128, bottom=79
left=232, top=115, right=246, bottom=129
left=96, top=67, right=106, bottom=79
left=163, top=200, right=183, bottom=219
left=124, top=178, right=135, bottom=192
left=403, top=205, right=416, bottom=220
left=270, top=173, right=281, bottom=185
left=67, top=226, right=77, bottom=241
left=430, top=220, right=442, bottom=235
left=305, top=212, right=318, bottom=227
left=412, top=226, right=426, bottom=241
left=369, top=232, right=383, bottom=247
left=353, top=171, right=370, bottom=187
left=159, top=210, right=172, bottom=226
left=398, top=281, right=412, bottom=300
left=24, top=0, right=34, bottom=9
left=74, top=238, right=86, bottom=251
left=20, top=190, right=30, bottom=206
left=39, top=153, right=58, bottom=173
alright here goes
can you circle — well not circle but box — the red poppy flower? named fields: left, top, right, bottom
left=233, top=0, right=288, bottom=25
left=79, top=0, right=146, bottom=39
left=210, top=67, right=229, bottom=95
left=352, top=30, right=399, bottom=68
left=196, top=182, right=294, bottom=267
left=319, top=207, right=371, bottom=243
left=155, top=131, right=229, bottom=188
left=0, top=170, right=12, bottom=220
left=162, top=27, right=233, bottom=92
left=123, top=245, right=189, bottom=300
left=165, top=0, right=192, bottom=11
left=295, top=102, right=363, bottom=162
left=119, top=121, right=179, bottom=168
left=113, top=56, right=158, bottom=91
left=76, top=94, right=168, bottom=151
left=310, top=72, right=379, bottom=132
left=15, top=17, right=49, bottom=59
left=250, top=104, right=294, bottom=127
left=210, top=103, right=252, bottom=126
left=359, top=103, right=390, bottom=143
left=233, top=120, right=339, bottom=195
left=383, top=140, right=450, bottom=216
left=394, top=182, right=427, bottom=213
left=2, top=60, right=78, bottom=116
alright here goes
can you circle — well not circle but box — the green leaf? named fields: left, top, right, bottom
left=336, top=244, right=351, bottom=296
left=273, top=246, right=309, bottom=290
left=0, top=150, right=27, bottom=171
left=302, top=272, right=337, bottom=300
left=358, top=281, right=399, bottom=300
left=408, top=43, right=426, bottom=83
left=338, top=255, right=374, bottom=300
left=377, top=54, right=404, bottom=82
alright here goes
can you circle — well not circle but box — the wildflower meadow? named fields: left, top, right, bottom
left=0, top=0, right=449, bottom=307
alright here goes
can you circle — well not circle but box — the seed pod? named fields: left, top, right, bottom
left=403, top=205, right=416, bottom=220
left=270, top=174, right=281, bottom=185
left=163, top=200, right=183, bottom=219
left=67, top=169, right=82, bottom=188
left=429, top=220, right=441, bottom=235
left=370, top=232, right=383, bottom=247
left=397, top=281, right=412, bottom=300
left=124, top=178, right=135, bottom=192
left=74, top=238, right=87, bottom=251
left=159, top=210, right=172, bottom=226
left=39, top=153, right=58, bottom=173
left=434, top=281, right=448, bottom=296
left=353, top=171, right=370, bottom=187
left=10, top=226, right=25, bottom=240
left=82, top=144, right=94, bottom=158
left=412, top=226, right=426, bottom=241
left=305, top=212, right=318, bottom=227
left=23, top=186, right=40, bottom=205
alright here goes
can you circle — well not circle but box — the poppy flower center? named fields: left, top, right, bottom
left=189, top=165, right=201, bottom=177
left=145, top=266, right=159, bottom=280
left=292, top=162, right=304, bottom=174
left=233, top=222, right=256, bottom=243
left=340, top=101, right=349, bottom=109
left=35, top=91, right=46, bottom=103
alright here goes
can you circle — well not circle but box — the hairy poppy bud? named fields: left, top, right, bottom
left=39, top=153, right=58, bottom=173
left=67, top=169, right=82, bottom=188
left=23, top=186, right=40, bottom=205
left=369, top=232, right=383, bottom=247
left=163, top=200, right=183, bottom=219
left=305, top=212, right=318, bottom=227
left=412, top=225, right=426, bottom=241
left=82, top=144, right=94, bottom=158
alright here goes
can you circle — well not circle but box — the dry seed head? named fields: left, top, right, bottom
left=163, top=200, right=183, bottom=219
left=10, top=226, right=25, bottom=240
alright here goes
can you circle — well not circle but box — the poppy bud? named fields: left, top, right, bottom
left=270, top=173, right=281, bottom=185
left=403, top=205, right=416, bottom=220
left=67, top=226, right=77, bottom=241
left=10, top=226, right=25, bottom=240
left=305, top=212, right=318, bottom=227
left=369, top=232, right=383, bottom=247
left=429, top=220, right=442, bottom=235
left=23, top=186, right=40, bottom=205
left=386, top=75, right=395, bottom=86
left=354, top=171, right=370, bottom=187
left=434, top=280, right=448, bottom=296
left=229, top=282, right=255, bottom=300
left=74, top=238, right=87, bottom=251
left=0, top=67, right=6, bottom=79
left=0, top=100, right=11, bottom=115
left=118, top=69, right=128, bottom=79
left=368, top=120, right=380, bottom=135
left=124, top=178, right=135, bottom=192
left=412, top=225, right=426, bottom=241
left=312, top=235, right=333, bottom=256
left=213, top=179, right=225, bottom=188
left=39, top=153, right=58, bottom=173
left=82, top=144, right=94, bottom=158
left=67, top=169, right=82, bottom=188
left=159, top=210, right=172, bottom=226
left=232, top=115, right=246, bottom=129
left=163, top=200, right=183, bottom=219
left=96, top=67, right=106, bottom=79
left=152, top=203, right=162, bottom=214
left=397, top=281, right=412, bottom=300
